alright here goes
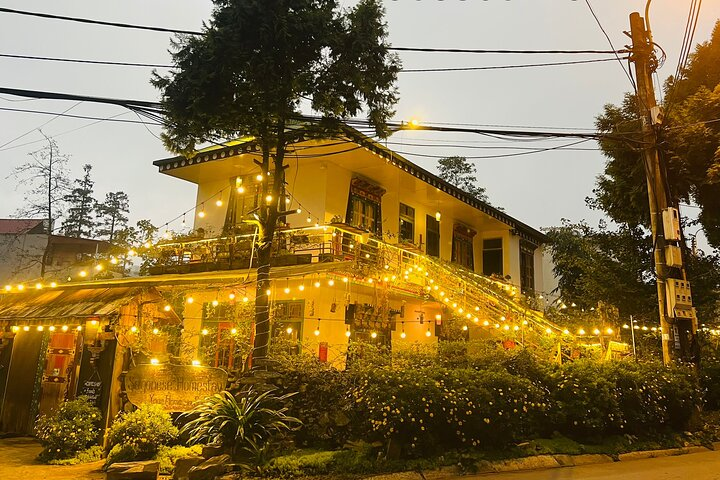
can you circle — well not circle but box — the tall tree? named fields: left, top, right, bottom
left=61, top=164, right=97, bottom=238
left=594, top=21, right=720, bottom=248
left=437, top=156, right=488, bottom=202
left=153, top=0, right=400, bottom=364
left=96, top=192, right=129, bottom=241
left=9, top=134, right=70, bottom=276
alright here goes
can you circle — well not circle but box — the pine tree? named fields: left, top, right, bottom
left=437, top=156, right=488, bottom=202
left=61, top=164, right=97, bottom=238
left=96, top=192, right=129, bottom=241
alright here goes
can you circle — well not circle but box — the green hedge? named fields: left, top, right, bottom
left=270, top=344, right=704, bottom=457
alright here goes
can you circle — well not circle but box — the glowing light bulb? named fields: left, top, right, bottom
left=229, top=293, right=236, bottom=300
left=578, top=328, right=586, bottom=335
left=345, top=329, right=351, bottom=337
left=130, top=326, right=138, bottom=333
left=286, top=327, right=293, bottom=335
left=265, top=195, right=273, bottom=203
left=462, top=325, right=468, bottom=331
left=198, top=210, right=206, bottom=218
left=37, top=325, right=44, bottom=332
left=192, top=360, right=201, bottom=366
left=298, top=284, right=305, bottom=291
left=62, top=325, right=69, bottom=332
left=212, top=300, right=219, bottom=307
left=314, top=281, right=321, bottom=288
left=266, top=289, right=272, bottom=295
left=50, top=282, right=57, bottom=288
left=425, top=329, right=432, bottom=337
left=79, top=271, right=88, bottom=278
left=201, top=329, right=209, bottom=335
left=314, top=329, right=320, bottom=336
left=153, top=328, right=160, bottom=335
left=593, top=328, right=600, bottom=335
left=284, top=287, right=290, bottom=294
left=371, top=331, right=378, bottom=339
left=49, top=326, right=56, bottom=331
left=4, top=285, right=11, bottom=291
left=256, top=174, right=263, bottom=182
left=237, top=186, right=245, bottom=194
left=328, top=279, right=335, bottom=286
left=215, top=199, right=223, bottom=207
left=606, top=328, right=614, bottom=335
left=231, top=328, right=237, bottom=335
left=483, top=320, right=490, bottom=326
left=163, top=305, right=171, bottom=312
left=76, top=326, right=82, bottom=331
left=150, top=358, right=159, bottom=365
left=17, top=284, right=24, bottom=291
left=242, top=296, right=249, bottom=302
left=187, top=297, right=194, bottom=304
left=35, top=283, right=43, bottom=289
left=11, top=326, right=19, bottom=332
left=546, top=328, right=552, bottom=334
left=22, top=325, right=30, bottom=331
left=128, top=249, right=137, bottom=256
left=435, top=211, right=441, bottom=222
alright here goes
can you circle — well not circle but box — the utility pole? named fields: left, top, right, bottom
left=628, top=12, right=698, bottom=366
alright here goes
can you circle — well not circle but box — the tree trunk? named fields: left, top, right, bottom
left=250, top=122, right=287, bottom=368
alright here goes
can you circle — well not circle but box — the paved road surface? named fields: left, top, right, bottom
left=0, top=436, right=104, bottom=480
left=463, top=449, right=720, bottom=480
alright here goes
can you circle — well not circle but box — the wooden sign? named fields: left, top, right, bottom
left=81, top=380, right=102, bottom=406
left=125, top=364, right=228, bottom=412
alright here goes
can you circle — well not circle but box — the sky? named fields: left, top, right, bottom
left=0, top=0, right=718, bottom=250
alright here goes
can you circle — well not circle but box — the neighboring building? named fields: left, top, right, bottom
left=0, top=219, right=110, bottom=284
left=0, top=125, right=563, bottom=435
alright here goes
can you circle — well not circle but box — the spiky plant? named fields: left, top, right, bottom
left=179, top=388, right=300, bottom=459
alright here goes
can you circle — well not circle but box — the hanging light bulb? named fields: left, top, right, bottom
left=328, top=279, right=335, bottom=286
left=187, top=297, right=194, bottom=304
left=462, top=325, right=468, bottom=331
left=606, top=327, right=614, bottom=335
left=237, top=186, right=246, bottom=194
left=230, top=328, right=238, bottom=335
left=216, top=198, right=223, bottom=207
left=110, top=257, right=118, bottom=265
left=298, top=284, right=305, bottom=291
left=425, top=328, right=432, bottom=337
left=62, top=325, right=69, bottom=332
left=152, top=328, right=160, bottom=335
left=371, top=331, right=378, bottom=339
left=345, top=327, right=351, bottom=337
left=198, top=203, right=206, bottom=218
left=578, top=328, right=586, bottom=335
left=212, top=299, right=219, bottom=307
left=201, top=328, right=209, bottom=335
left=400, top=331, right=407, bottom=339
left=229, top=293, right=236, bottom=300
left=265, top=194, right=273, bottom=204
left=286, top=326, right=293, bottom=335
left=314, top=280, right=321, bottom=288
left=256, top=173, right=263, bottom=182
left=435, top=211, right=441, bottom=222
left=182, top=214, right=187, bottom=227
left=163, top=305, right=172, bottom=312
left=130, top=326, right=138, bottom=333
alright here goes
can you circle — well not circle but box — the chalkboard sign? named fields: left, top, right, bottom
left=81, top=380, right=102, bottom=406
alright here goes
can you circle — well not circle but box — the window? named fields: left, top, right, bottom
left=224, top=174, right=261, bottom=234
left=200, top=302, right=239, bottom=369
left=272, top=300, right=304, bottom=355
left=520, top=241, right=536, bottom=294
left=482, top=238, right=503, bottom=276
left=452, top=225, right=476, bottom=270
left=426, top=215, right=440, bottom=257
left=399, top=203, right=415, bottom=243
left=345, top=177, right=385, bottom=236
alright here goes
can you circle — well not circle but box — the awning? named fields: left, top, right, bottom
left=0, top=286, right=178, bottom=325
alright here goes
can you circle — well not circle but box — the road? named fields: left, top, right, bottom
left=463, top=449, right=720, bottom=480
left=0, top=437, right=104, bottom=480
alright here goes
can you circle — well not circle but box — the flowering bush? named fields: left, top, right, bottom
left=35, top=396, right=101, bottom=461
left=105, top=403, right=178, bottom=465
left=351, top=366, right=548, bottom=456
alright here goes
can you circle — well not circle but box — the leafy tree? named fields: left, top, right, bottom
left=594, top=21, right=720, bottom=248
left=153, top=0, right=400, bottom=363
left=96, top=192, right=129, bottom=241
left=61, top=164, right=97, bottom=238
left=437, top=156, right=488, bottom=202
left=9, top=134, right=70, bottom=276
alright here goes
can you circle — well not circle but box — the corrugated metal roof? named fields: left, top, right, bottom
left=0, top=286, right=153, bottom=321
left=0, top=219, right=44, bottom=234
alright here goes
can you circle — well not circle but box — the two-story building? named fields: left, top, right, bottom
left=0, top=124, right=561, bottom=435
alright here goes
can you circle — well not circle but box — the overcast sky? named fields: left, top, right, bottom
left=0, top=1, right=718, bottom=250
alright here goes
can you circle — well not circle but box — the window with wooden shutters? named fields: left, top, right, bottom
left=452, top=225, right=476, bottom=270
left=346, top=177, right=385, bottom=236
left=399, top=203, right=415, bottom=243
left=426, top=214, right=440, bottom=257
left=482, top=238, right=503, bottom=276
left=520, top=240, right=536, bottom=294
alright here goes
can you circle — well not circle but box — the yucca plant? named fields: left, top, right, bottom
left=179, top=388, right=301, bottom=460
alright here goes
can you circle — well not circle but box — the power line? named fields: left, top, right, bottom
left=0, top=7, right=202, bottom=35
left=0, top=7, right=626, bottom=56
left=0, top=52, right=626, bottom=73
left=0, top=53, right=173, bottom=69
left=401, top=57, right=626, bottom=73
left=0, top=106, right=162, bottom=126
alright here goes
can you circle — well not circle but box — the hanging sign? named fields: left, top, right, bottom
left=81, top=379, right=103, bottom=406
left=125, top=364, right=228, bottom=411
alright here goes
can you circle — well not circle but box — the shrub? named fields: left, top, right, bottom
left=35, top=396, right=101, bottom=461
left=271, top=353, right=355, bottom=447
left=47, top=446, right=103, bottom=465
left=105, top=403, right=178, bottom=464
left=155, top=445, right=203, bottom=474
left=179, top=389, right=301, bottom=460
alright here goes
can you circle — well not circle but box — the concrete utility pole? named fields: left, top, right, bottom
left=628, top=12, right=698, bottom=366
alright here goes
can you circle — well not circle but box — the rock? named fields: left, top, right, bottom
left=188, top=454, right=232, bottom=480
left=552, top=454, right=575, bottom=467
left=173, top=456, right=205, bottom=480
left=106, top=460, right=160, bottom=480
left=201, top=445, right=225, bottom=459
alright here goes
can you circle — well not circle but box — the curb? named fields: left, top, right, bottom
left=363, top=443, right=718, bottom=480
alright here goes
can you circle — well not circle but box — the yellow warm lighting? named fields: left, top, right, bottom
left=298, top=284, right=305, bottom=291
left=345, top=329, right=351, bottom=337
left=256, top=173, right=263, bottom=182
left=187, top=297, right=194, bottom=304
left=314, top=329, right=320, bottom=336
left=22, top=326, right=30, bottom=331
left=237, top=186, right=245, bottom=194
left=503, top=324, right=510, bottom=331
left=242, top=296, right=249, bottom=302
left=371, top=331, right=378, bottom=339
left=192, top=359, right=201, bottom=366
left=76, top=325, right=82, bottom=331
left=110, top=257, right=118, bottom=265
left=546, top=328, right=552, bottom=334
left=265, top=195, right=273, bottom=203
left=201, top=328, right=209, bottom=336
left=37, top=325, right=44, bottom=331
left=150, top=358, right=159, bottom=365
left=128, top=249, right=137, bottom=256
left=164, top=305, right=172, bottom=312
left=152, top=328, right=160, bottom=335
left=400, top=331, right=406, bottom=339
left=230, top=328, right=238, bottom=335
left=130, top=326, right=138, bottom=333
left=197, top=211, right=206, bottom=218
left=4, top=285, right=11, bottom=291
left=606, top=328, right=614, bottom=335
left=50, top=282, right=57, bottom=288
left=48, top=326, right=56, bottom=332
left=17, top=284, right=25, bottom=291
left=215, top=199, right=223, bottom=207
left=593, top=328, right=600, bottom=335
left=35, top=283, right=42, bottom=290
left=90, top=319, right=98, bottom=326
left=435, top=314, right=442, bottom=321
left=79, top=270, right=88, bottom=278
left=212, top=300, right=219, bottom=307
left=95, top=264, right=103, bottom=271
left=144, top=242, right=151, bottom=248
left=425, top=329, right=432, bottom=337
left=563, top=329, right=570, bottom=335
left=328, top=279, right=335, bottom=286
left=435, top=211, right=441, bottom=222
left=229, top=293, right=236, bottom=300
left=265, top=289, right=272, bottom=296
left=62, top=325, right=69, bottom=332
left=284, top=287, right=291, bottom=294
left=11, top=326, right=19, bottom=332
left=578, top=328, right=586, bottom=335
left=314, top=281, right=321, bottom=288
left=286, top=327, right=293, bottom=335
left=462, top=325, right=468, bottom=331
left=483, top=320, right=489, bottom=326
